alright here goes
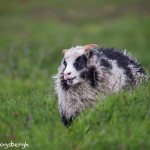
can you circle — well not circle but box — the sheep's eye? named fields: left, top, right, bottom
left=74, top=55, right=87, bottom=71
left=63, top=59, right=67, bottom=67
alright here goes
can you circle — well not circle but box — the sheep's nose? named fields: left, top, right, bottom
left=63, top=71, right=71, bottom=76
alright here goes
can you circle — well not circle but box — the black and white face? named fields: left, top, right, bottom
left=62, top=46, right=88, bottom=86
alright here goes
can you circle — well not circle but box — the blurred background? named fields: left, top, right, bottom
left=0, top=0, right=150, bottom=149
left=0, top=0, right=149, bottom=81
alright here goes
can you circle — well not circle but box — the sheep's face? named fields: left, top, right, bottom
left=62, top=46, right=87, bottom=86
left=60, top=44, right=98, bottom=87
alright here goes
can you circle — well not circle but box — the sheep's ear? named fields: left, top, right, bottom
left=83, top=44, right=98, bottom=52
left=62, top=49, right=68, bottom=55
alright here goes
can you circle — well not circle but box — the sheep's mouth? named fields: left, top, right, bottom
left=66, top=77, right=76, bottom=85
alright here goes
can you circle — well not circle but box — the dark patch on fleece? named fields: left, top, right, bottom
left=85, top=49, right=95, bottom=59
left=80, top=66, right=99, bottom=88
left=61, top=114, right=74, bottom=127
left=100, top=58, right=112, bottom=70
left=129, top=59, right=145, bottom=74
left=96, top=47, right=145, bottom=82
left=74, top=54, right=87, bottom=71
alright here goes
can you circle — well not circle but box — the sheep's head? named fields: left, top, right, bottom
left=61, top=44, right=98, bottom=86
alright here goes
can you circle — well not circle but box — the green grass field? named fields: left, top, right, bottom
left=0, top=0, right=150, bottom=149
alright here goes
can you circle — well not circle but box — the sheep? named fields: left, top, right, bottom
left=53, top=44, right=147, bottom=126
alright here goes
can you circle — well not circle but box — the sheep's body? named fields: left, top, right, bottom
left=54, top=45, right=147, bottom=126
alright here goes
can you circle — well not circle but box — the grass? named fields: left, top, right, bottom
left=0, top=0, right=150, bottom=149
